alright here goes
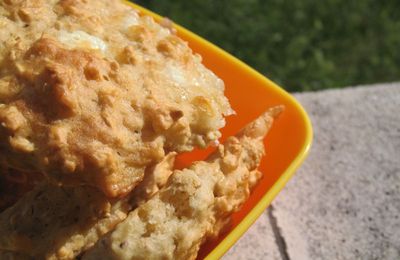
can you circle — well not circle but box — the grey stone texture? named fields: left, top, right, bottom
left=223, top=209, right=281, bottom=260
left=223, top=83, right=400, bottom=260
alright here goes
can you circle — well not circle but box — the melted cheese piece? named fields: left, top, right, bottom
left=57, top=30, right=107, bottom=52
left=122, top=12, right=139, bottom=30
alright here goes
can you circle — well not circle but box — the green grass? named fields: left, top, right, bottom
left=134, top=0, right=400, bottom=92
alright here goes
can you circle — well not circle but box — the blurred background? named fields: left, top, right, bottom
left=133, top=0, right=400, bottom=92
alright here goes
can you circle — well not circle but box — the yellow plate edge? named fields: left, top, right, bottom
left=123, top=2, right=314, bottom=259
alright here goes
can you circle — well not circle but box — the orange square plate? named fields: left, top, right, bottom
left=124, top=2, right=313, bottom=259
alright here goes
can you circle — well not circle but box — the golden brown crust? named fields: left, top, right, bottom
left=130, top=152, right=176, bottom=207
left=0, top=0, right=232, bottom=197
left=83, top=107, right=282, bottom=260
left=0, top=183, right=131, bottom=259
left=0, top=152, right=176, bottom=259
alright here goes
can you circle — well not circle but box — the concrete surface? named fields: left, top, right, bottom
left=223, top=83, right=400, bottom=260
left=223, top=209, right=281, bottom=260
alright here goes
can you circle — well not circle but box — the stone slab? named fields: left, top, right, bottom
left=223, top=208, right=282, bottom=260
left=272, top=83, right=400, bottom=260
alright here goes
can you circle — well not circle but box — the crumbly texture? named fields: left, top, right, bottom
left=0, top=152, right=176, bottom=260
left=131, top=152, right=176, bottom=207
left=0, top=0, right=232, bottom=197
left=0, top=250, right=31, bottom=260
left=0, top=168, right=41, bottom=212
left=83, top=107, right=282, bottom=260
left=0, top=172, right=25, bottom=212
left=0, top=183, right=130, bottom=260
